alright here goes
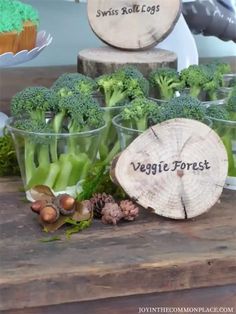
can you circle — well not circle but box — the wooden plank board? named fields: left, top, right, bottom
left=0, top=177, right=236, bottom=311
left=1, top=284, right=236, bottom=314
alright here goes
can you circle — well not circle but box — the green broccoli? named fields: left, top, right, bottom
left=206, top=91, right=236, bottom=177
left=151, top=95, right=207, bottom=125
left=149, top=67, right=183, bottom=100
left=228, top=77, right=236, bottom=88
left=96, top=66, right=149, bottom=107
left=97, top=66, right=149, bottom=163
left=11, top=87, right=58, bottom=121
left=121, top=97, right=159, bottom=131
left=9, top=89, right=105, bottom=192
left=51, top=73, right=97, bottom=96
left=180, top=65, right=210, bottom=99
left=206, top=105, right=229, bottom=120
left=227, top=86, right=236, bottom=121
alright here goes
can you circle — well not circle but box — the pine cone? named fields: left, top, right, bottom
left=101, top=203, right=124, bottom=225
left=120, top=200, right=139, bottom=221
left=90, top=193, right=115, bottom=219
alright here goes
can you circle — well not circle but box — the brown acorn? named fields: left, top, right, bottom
left=31, top=200, right=47, bottom=214
left=54, top=194, right=76, bottom=216
left=40, top=204, right=60, bottom=224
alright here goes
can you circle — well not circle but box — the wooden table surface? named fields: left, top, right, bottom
left=0, top=177, right=236, bottom=313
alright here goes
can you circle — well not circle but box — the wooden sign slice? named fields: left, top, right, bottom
left=87, top=0, right=181, bottom=50
left=115, top=119, right=228, bottom=220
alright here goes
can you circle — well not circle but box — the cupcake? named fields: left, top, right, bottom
left=0, top=9, right=23, bottom=54
left=13, top=0, right=39, bottom=51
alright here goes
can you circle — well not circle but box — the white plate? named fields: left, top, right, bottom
left=0, top=31, right=53, bottom=67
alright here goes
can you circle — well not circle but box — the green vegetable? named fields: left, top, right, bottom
left=10, top=87, right=105, bottom=192
left=151, top=95, right=207, bottom=125
left=149, top=67, right=184, bottom=100
left=180, top=64, right=210, bottom=99
left=97, top=66, right=149, bottom=163
left=51, top=73, right=97, bottom=96
left=121, top=97, right=159, bottom=131
left=227, top=86, right=236, bottom=121
left=120, top=95, right=206, bottom=133
left=97, top=66, right=149, bottom=107
left=206, top=105, right=229, bottom=120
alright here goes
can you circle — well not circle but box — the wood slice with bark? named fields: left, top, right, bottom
left=77, top=47, right=177, bottom=78
left=87, top=0, right=181, bottom=50
left=114, top=119, right=228, bottom=220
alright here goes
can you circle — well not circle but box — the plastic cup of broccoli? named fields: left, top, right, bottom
left=208, top=116, right=236, bottom=190
left=220, top=74, right=236, bottom=96
left=92, top=93, right=128, bottom=164
left=6, top=114, right=106, bottom=200
left=112, top=114, right=144, bottom=150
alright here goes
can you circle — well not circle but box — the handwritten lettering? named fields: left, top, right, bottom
left=130, top=160, right=211, bottom=175
left=96, top=4, right=160, bottom=18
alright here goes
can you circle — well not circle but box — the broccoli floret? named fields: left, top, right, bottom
left=121, top=97, right=159, bottom=131
left=58, top=94, right=104, bottom=134
left=227, top=86, right=236, bottom=121
left=11, top=87, right=58, bottom=121
left=228, top=77, right=236, bottom=88
left=96, top=66, right=149, bottom=107
left=151, top=95, right=206, bottom=125
left=117, top=66, right=149, bottom=99
left=206, top=105, right=230, bottom=120
left=149, top=67, right=183, bottom=100
left=207, top=61, right=231, bottom=77
left=9, top=88, right=105, bottom=192
left=180, top=65, right=210, bottom=99
left=52, top=73, right=97, bottom=96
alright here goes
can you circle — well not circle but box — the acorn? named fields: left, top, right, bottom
left=54, top=194, right=76, bottom=215
left=40, top=204, right=60, bottom=224
left=31, top=200, right=47, bottom=214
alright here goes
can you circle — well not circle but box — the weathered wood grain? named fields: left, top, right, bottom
left=0, top=177, right=235, bottom=311
left=77, top=47, right=177, bottom=78
left=115, top=119, right=228, bottom=219
left=87, top=0, right=181, bottom=50
left=1, top=284, right=236, bottom=314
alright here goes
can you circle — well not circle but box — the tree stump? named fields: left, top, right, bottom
left=77, top=47, right=177, bottom=78
left=114, top=119, right=228, bottom=220
left=87, top=0, right=181, bottom=50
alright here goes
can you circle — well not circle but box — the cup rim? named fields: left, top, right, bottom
left=6, top=116, right=107, bottom=137
left=112, top=114, right=143, bottom=134
left=207, top=116, right=236, bottom=126
left=113, top=114, right=212, bottom=131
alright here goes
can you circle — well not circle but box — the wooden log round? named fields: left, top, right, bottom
left=77, top=47, right=177, bottom=78
left=87, top=0, right=181, bottom=50
left=114, top=119, right=228, bottom=220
